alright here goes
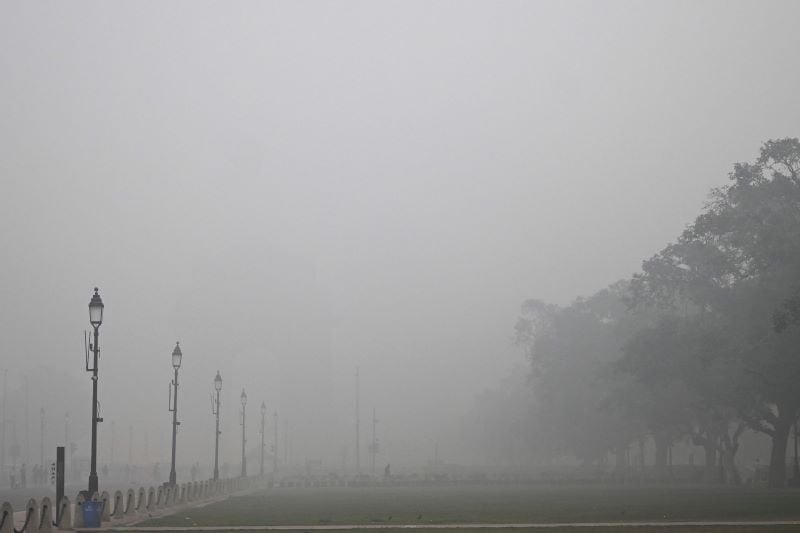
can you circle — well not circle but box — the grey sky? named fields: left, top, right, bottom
left=1, top=1, right=799, bottom=468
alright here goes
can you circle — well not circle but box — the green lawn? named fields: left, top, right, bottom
left=138, top=484, right=800, bottom=528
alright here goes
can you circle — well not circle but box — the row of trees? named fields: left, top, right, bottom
left=470, top=138, right=800, bottom=488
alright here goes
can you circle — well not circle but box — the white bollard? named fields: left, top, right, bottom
left=72, top=493, right=85, bottom=529
left=26, top=498, right=40, bottom=533
left=0, top=502, right=13, bottom=533
left=39, top=497, right=53, bottom=533
left=113, top=491, right=124, bottom=519
left=147, top=487, right=156, bottom=512
left=56, top=496, right=70, bottom=530
left=100, top=491, right=111, bottom=522
left=137, top=488, right=146, bottom=513
left=125, top=489, right=135, bottom=515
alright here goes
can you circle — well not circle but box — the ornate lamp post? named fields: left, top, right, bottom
left=260, top=402, right=266, bottom=476
left=212, top=372, right=222, bottom=480
left=87, top=288, right=104, bottom=495
left=240, top=389, right=247, bottom=477
left=168, top=342, right=182, bottom=486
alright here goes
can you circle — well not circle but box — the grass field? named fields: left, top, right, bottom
left=138, top=484, right=800, bottom=529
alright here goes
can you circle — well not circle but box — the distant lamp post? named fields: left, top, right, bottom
left=240, top=389, right=248, bottom=477
left=40, top=408, right=45, bottom=472
left=273, top=410, right=278, bottom=475
left=87, top=288, right=104, bottom=495
left=168, top=341, right=182, bottom=486
left=260, top=402, right=266, bottom=477
left=793, top=419, right=800, bottom=485
left=212, top=372, right=222, bottom=481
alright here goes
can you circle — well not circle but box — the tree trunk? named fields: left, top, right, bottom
left=703, top=443, right=718, bottom=484
left=615, top=446, right=626, bottom=470
left=654, top=433, right=669, bottom=482
left=768, top=419, right=792, bottom=488
left=614, top=445, right=627, bottom=483
left=638, top=439, right=646, bottom=482
left=721, top=429, right=743, bottom=485
left=721, top=448, right=741, bottom=484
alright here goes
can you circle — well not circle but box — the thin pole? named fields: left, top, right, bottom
left=273, top=411, right=278, bottom=475
left=25, top=377, right=29, bottom=467
left=65, top=413, right=70, bottom=482
left=213, top=391, right=220, bottom=480
left=241, top=402, right=247, bottom=477
left=127, top=424, right=132, bottom=482
left=169, top=366, right=179, bottom=485
left=40, top=408, right=44, bottom=472
left=794, top=420, right=799, bottom=479
left=260, top=409, right=265, bottom=476
left=371, top=408, right=377, bottom=474
left=1, top=369, right=7, bottom=483
left=355, top=368, right=360, bottom=474
left=283, top=418, right=288, bottom=466
left=56, top=446, right=64, bottom=523
left=88, top=324, right=99, bottom=494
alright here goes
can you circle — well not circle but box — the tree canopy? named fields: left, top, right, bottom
left=474, top=138, right=800, bottom=488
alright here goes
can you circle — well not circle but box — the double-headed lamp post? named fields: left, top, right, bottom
left=260, top=402, right=266, bottom=476
left=87, top=288, right=104, bottom=495
left=168, top=342, right=182, bottom=486
left=212, top=372, right=222, bottom=481
left=240, top=389, right=248, bottom=477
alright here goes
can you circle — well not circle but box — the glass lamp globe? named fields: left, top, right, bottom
left=88, top=288, right=104, bottom=326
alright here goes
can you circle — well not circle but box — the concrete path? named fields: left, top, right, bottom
left=84, top=521, right=800, bottom=531
left=8, top=489, right=237, bottom=530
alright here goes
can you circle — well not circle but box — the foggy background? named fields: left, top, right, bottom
left=1, top=0, right=799, bottom=476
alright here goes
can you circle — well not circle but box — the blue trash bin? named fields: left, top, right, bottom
left=83, top=500, right=104, bottom=528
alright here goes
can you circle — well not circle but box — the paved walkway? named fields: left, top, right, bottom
left=85, top=521, right=800, bottom=531
left=7, top=489, right=236, bottom=531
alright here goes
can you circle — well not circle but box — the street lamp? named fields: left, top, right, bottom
left=168, top=342, right=182, bottom=486
left=260, top=402, right=266, bottom=477
left=792, top=418, right=800, bottom=485
left=212, top=372, right=222, bottom=481
left=40, top=408, right=45, bottom=473
left=87, top=288, right=104, bottom=495
left=273, top=410, right=278, bottom=475
left=240, top=389, right=247, bottom=477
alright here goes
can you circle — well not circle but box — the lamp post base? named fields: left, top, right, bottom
left=88, top=472, right=99, bottom=496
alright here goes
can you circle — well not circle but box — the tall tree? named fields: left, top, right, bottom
left=617, top=312, right=747, bottom=483
left=515, top=283, right=644, bottom=467
left=632, top=138, right=800, bottom=487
